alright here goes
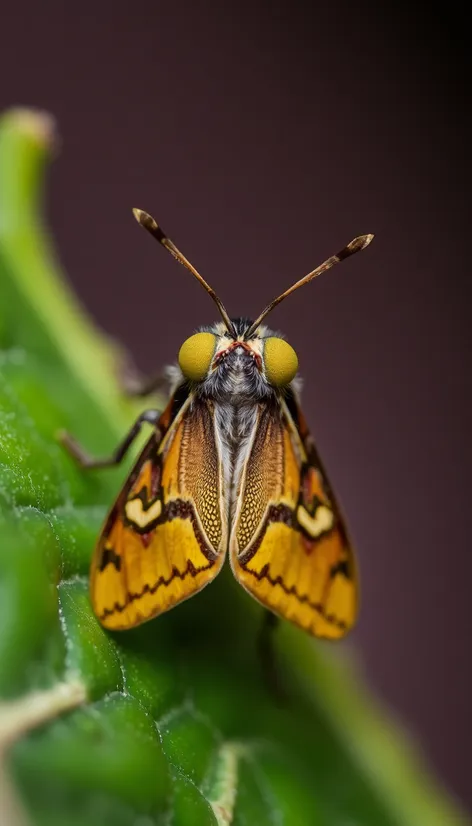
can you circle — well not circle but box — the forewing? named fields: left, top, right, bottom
left=91, top=392, right=227, bottom=629
left=230, top=399, right=357, bottom=639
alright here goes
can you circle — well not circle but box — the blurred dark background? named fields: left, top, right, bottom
left=1, top=0, right=470, bottom=813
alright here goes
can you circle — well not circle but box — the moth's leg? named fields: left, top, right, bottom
left=115, top=346, right=169, bottom=399
left=257, top=610, right=286, bottom=702
left=58, top=409, right=160, bottom=469
left=117, top=351, right=168, bottom=398
left=122, top=371, right=168, bottom=398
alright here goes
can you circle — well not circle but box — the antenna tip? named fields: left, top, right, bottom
left=132, top=208, right=158, bottom=231
left=348, top=233, right=374, bottom=254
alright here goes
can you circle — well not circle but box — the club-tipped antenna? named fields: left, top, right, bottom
left=244, top=233, right=374, bottom=339
left=133, top=208, right=236, bottom=337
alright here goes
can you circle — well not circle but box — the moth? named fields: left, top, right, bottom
left=62, top=209, right=373, bottom=639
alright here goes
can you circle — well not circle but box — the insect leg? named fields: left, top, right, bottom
left=122, top=371, right=168, bottom=398
left=117, top=352, right=168, bottom=398
left=58, top=409, right=160, bottom=469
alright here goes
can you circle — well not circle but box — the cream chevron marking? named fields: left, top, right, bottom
left=125, top=497, right=162, bottom=529
left=297, top=503, right=334, bottom=538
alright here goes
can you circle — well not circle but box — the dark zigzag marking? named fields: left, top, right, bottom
left=99, top=557, right=214, bottom=619
left=241, top=562, right=348, bottom=630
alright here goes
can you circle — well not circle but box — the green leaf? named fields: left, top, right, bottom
left=0, top=107, right=466, bottom=826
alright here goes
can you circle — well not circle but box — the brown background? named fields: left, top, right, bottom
left=1, top=0, right=470, bottom=813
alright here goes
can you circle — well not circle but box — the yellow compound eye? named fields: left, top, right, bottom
left=263, top=337, right=298, bottom=386
left=178, top=332, right=217, bottom=381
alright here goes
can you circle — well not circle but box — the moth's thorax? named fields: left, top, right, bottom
left=214, top=395, right=271, bottom=526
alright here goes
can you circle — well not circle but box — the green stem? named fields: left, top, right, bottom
left=0, top=108, right=133, bottom=438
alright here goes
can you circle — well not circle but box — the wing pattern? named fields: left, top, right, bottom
left=91, top=395, right=226, bottom=629
left=230, top=401, right=357, bottom=638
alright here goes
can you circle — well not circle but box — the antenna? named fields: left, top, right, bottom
left=133, top=208, right=236, bottom=337
left=244, top=233, right=374, bottom=338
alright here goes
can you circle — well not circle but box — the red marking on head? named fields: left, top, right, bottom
left=213, top=340, right=262, bottom=370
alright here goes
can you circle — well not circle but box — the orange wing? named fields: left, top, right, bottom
left=230, top=398, right=358, bottom=639
left=91, top=393, right=227, bottom=629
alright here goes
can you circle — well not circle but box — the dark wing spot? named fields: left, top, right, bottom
left=99, top=546, right=121, bottom=572
left=329, top=559, right=351, bottom=580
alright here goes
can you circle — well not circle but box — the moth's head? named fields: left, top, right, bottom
left=177, top=317, right=299, bottom=392
left=132, top=208, right=373, bottom=393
